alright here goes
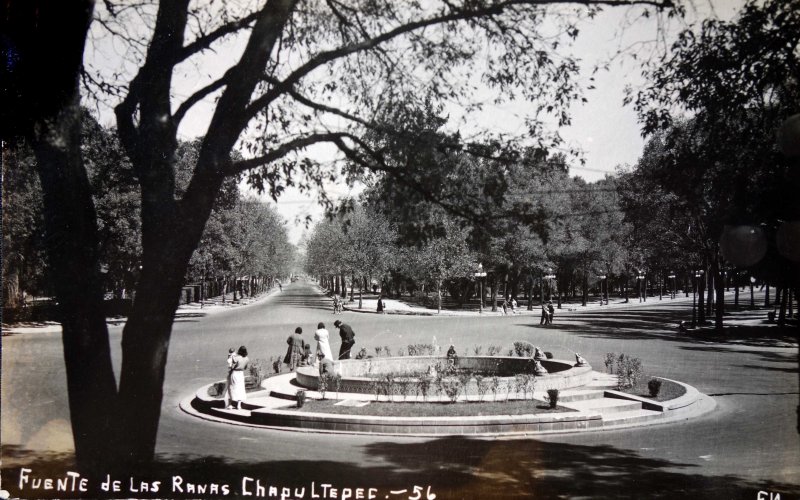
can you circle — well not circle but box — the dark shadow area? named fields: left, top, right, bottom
left=680, top=346, right=798, bottom=374
left=736, top=364, right=799, bottom=373
left=4, top=438, right=798, bottom=499
left=173, top=312, right=208, bottom=323
left=270, top=290, right=335, bottom=312
left=708, top=391, right=800, bottom=397
left=520, top=306, right=799, bottom=348
left=679, top=347, right=797, bottom=360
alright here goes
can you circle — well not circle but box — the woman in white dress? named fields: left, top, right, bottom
left=227, top=345, right=249, bottom=409
left=314, top=322, right=333, bottom=363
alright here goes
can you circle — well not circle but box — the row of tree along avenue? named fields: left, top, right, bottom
left=1, top=0, right=797, bottom=481
left=3, top=112, right=296, bottom=321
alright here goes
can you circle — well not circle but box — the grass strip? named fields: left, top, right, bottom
left=290, top=399, right=575, bottom=417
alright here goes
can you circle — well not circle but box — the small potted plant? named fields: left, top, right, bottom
left=648, top=378, right=663, bottom=398
left=546, top=389, right=559, bottom=409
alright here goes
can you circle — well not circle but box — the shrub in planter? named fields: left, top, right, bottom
left=604, top=352, right=616, bottom=374
left=513, top=342, right=534, bottom=357
left=207, top=381, right=226, bottom=397
left=296, top=389, right=307, bottom=408
left=417, top=375, right=433, bottom=401
left=546, top=389, right=559, bottom=409
left=628, top=358, right=643, bottom=388
left=648, top=378, right=663, bottom=398
left=319, top=373, right=332, bottom=400
left=487, top=345, right=503, bottom=356
left=440, top=377, right=462, bottom=403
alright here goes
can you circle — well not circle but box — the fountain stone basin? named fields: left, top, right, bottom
left=295, top=356, right=593, bottom=394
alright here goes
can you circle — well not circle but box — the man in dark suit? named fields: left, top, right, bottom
left=334, top=319, right=356, bottom=359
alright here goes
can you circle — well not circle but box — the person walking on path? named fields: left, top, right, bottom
left=227, top=345, right=249, bottom=410
left=510, top=297, right=517, bottom=314
left=540, top=302, right=549, bottom=325
left=314, top=322, right=333, bottom=363
left=377, top=295, right=385, bottom=313
left=284, top=327, right=306, bottom=370
left=547, top=301, right=555, bottom=324
left=334, top=319, right=356, bottom=360
left=332, top=294, right=340, bottom=314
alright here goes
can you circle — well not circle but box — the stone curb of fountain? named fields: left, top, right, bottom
left=180, top=372, right=714, bottom=437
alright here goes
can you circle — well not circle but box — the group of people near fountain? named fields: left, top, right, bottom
left=224, top=320, right=357, bottom=409
left=283, top=320, right=356, bottom=370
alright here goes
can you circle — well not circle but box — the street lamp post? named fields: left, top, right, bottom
left=598, top=272, right=607, bottom=305
left=692, top=269, right=704, bottom=328
left=668, top=271, right=676, bottom=299
left=474, top=263, right=487, bottom=314
left=637, top=271, right=645, bottom=303
left=544, top=269, right=556, bottom=304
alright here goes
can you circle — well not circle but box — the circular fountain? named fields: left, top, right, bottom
left=295, top=354, right=593, bottom=395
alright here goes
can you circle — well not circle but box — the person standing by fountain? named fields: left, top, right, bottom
left=284, top=327, right=306, bottom=370
left=227, top=345, right=249, bottom=410
left=315, top=322, right=333, bottom=364
left=334, top=320, right=356, bottom=360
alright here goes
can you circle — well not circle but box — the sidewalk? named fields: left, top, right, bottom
left=1, top=287, right=282, bottom=335
left=337, top=289, right=698, bottom=317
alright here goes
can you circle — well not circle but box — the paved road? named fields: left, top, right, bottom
left=2, top=280, right=798, bottom=499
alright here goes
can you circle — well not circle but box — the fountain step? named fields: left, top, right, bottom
left=211, top=407, right=252, bottom=417
left=553, top=389, right=606, bottom=402
left=248, top=396, right=297, bottom=409
left=602, top=408, right=663, bottom=426
left=563, top=398, right=642, bottom=415
left=584, top=373, right=619, bottom=389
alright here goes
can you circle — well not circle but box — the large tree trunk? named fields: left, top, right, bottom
left=581, top=270, right=588, bottom=307
left=490, top=276, right=498, bottom=312
left=528, top=273, right=535, bottom=311
left=698, top=267, right=707, bottom=324
left=437, top=279, right=442, bottom=314
left=33, top=102, right=122, bottom=474
left=9, top=0, right=122, bottom=475
left=778, top=286, right=788, bottom=326
left=712, top=255, right=725, bottom=332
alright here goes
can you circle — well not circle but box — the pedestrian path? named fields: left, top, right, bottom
left=327, top=283, right=701, bottom=317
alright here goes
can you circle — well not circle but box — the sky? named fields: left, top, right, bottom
left=265, top=0, right=744, bottom=245
left=85, top=0, right=745, bottom=245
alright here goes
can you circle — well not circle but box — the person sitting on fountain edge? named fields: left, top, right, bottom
left=318, top=351, right=335, bottom=376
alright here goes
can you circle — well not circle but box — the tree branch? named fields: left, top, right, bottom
left=225, top=132, right=352, bottom=175
left=176, top=10, right=261, bottom=64
left=173, top=70, right=232, bottom=125
left=244, top=0, right=676, bottom=120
